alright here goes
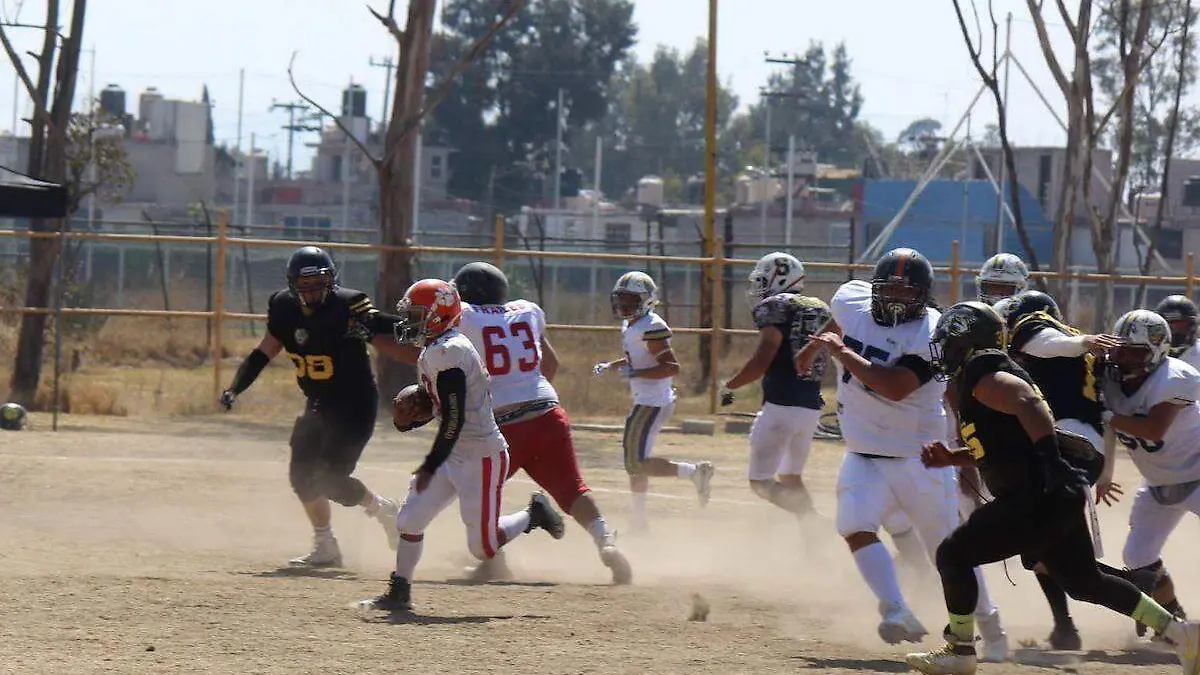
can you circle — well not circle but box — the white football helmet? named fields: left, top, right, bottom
left=976, top=253, right=1030, bottom=305
left=748, top=252, right=806, bottom=301
left=611, top=271, right=659, bottom=320
left=1110, top=309, right=1171, bottom=381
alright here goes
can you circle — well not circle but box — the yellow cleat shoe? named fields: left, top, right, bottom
left=905, top=640, right=977, bottom=675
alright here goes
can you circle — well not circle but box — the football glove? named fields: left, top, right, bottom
left=219, top=389, right=236, bottom=411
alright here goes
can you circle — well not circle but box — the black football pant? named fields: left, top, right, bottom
left=936, top=483, right=1142, bottom=618
left=289, top=396, right=377, bottom=507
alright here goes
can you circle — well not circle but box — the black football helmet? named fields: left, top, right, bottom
left=1001, top=290, right=1062, bottom=330
left=0, top=402, right=27, bottom=430
left=929, top=301, right=1007, bottom=380
left=286, top=246, right=337, bottom=308
left=453, top=261, right=509, bottom=305
left=1154, top=294, right=1198, bottom=356
left=870, top=248, right=934, bottom=326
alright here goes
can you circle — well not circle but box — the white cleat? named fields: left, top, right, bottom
left=878, top=601, right=928, bottom=645
left=599, top=535, right=633, bottom=585
left=692, top=461, right=715, bottom=507
left=373, top=498, right=401, bottom=551
left=462, top=550, right=515, bottom=583
left=289, top=536, right=342, bottom=568
left=1165, top=620, right=1200, bottom=675
left=906, top=640, right=978, bottom=675
left=977, top=609, right=1009, bottom=662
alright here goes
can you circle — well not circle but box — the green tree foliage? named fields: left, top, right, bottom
left=1093, top=0, right=1200, bottom=192
left=427, top=0, right=637, bottom=209
left=567, top=40, right=739, bottom=203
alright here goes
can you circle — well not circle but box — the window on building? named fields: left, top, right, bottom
left=1038, top=154, right=1052, bottom=208
left=430, top=155, right=444, bottom=181
left=605, top=222, right=631, bottom=250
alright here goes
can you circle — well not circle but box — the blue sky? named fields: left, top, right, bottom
left=0, top=0, right=1160, bottom=171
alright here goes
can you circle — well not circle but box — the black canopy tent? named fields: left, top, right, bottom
left=0, top=165, right=67, bottom=219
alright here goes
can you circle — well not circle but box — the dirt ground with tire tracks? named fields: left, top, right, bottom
left=0, top=413, right=1195, bottom=674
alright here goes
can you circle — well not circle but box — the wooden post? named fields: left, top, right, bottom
left=709, top=236, right=724, bottom=414
left=213, top=209, right=228, bottom=403
left=949, top=240, right=961, bottom=304
left=1188, top=252, right=1195, bottom=298
left=493, top=214, right=505, bottom=268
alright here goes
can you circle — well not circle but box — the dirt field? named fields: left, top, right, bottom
left=1, top=412, right=1196, bottom=675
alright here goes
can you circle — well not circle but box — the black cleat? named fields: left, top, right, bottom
left=359, top=573, right=412, bottom=612
left=525, top=492, right=565, bottom=540
left=1048, top=622, right=1082, bottom=650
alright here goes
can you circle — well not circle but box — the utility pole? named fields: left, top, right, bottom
left=270, top=99, right=320, bottom=179
left=370, top=55, right=396, bottom=128
left=760, top=53, right=807, bottom=248
left=553, top=87, right=565, bottom=211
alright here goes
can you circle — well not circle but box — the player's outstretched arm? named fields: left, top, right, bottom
left=220, top=333, right=284, bottom=410
left=540, top=336, right=560, bottom=382
left=724, top=325, right=782, bottom=391
left=372, top=335, right=420, bottom=364
left=413, top=367, right=467, bottom=492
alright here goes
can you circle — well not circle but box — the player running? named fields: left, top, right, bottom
left=999, top=289, right=1121, bottom=650
left=720, top=252, right=828, bottom=522
left=452, top=262, right=632, bottom=584
left=907, top=301, right=1200, bottom=675
left=219, top=246, right=406, bottom=568
left=594, top=271, right=715, bottom=531
left=360, top=279, right=565, bottom=612
left=808, top=248, right=1007, bottom=658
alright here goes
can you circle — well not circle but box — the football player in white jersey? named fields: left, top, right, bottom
left=719, top=252, right=829, bottom=523
left=359, top=279, right=566, bottom=612
left=594, top=271, right=715, bottom=531
left=1100, top=309, right=1200, bottom=640
left=806, top=248, right=1007, bottom=659
left=452, top=262, right=632, bottom=584
left=975, top=252, right=1030, bottom=305
left=1155, top=295, right=1200, bottom=371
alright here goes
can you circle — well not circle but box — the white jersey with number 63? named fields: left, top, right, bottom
left=458, top=300, right=558, bottom=409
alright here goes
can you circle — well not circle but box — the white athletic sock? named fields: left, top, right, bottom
left=587, top=517, right=611, bottom=548
left=676, top=462, right=697, bottom=479
left=892, top=528, right=929, bottom=571
left=631, top=491, right=648, bottom=528
left=853, top=542, right=905, bottom=608
left=973, top=567, right=997, bottom=617
left=314, top=525, right=334, bottom=541
left=498, top=510, right=531, bottom=541
left=394, top=536, right=423, bottom=579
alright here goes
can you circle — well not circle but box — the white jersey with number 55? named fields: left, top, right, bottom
left=1103, top=356, right=1200, bottom=486
left=458, top=300, right=558, bottom=409
left=830, top=280, right=947, bottom=457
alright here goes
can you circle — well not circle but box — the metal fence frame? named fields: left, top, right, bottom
left=1, top=211, right=1197, bottom=421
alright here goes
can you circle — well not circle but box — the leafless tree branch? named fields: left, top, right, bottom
left=1026, top=0, right=1072, bottom=94
left=368, top=4, right=404, bottom=43
left=287, top=52, right=381, bottom=166
left=381, top=0, right=525, bottom=170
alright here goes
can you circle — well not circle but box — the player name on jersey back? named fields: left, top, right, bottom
left=458, top=301, right=558, bottom=409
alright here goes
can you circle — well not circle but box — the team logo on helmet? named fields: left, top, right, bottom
left=435, top=285, right=458, bottom=307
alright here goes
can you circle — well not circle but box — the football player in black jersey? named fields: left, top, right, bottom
left=905, top=301, right=1200, bottom=675
left=997, top=289, right=1121, bottom=649
left=219, top=246, right=408, bottom=568
left=720, top=252, right=828, bottom=521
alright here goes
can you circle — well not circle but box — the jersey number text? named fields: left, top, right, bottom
left=481, top=321, right=540, bottom=376
left=289, top=354, right=334, bottom=381
left=840, top=336, right=891, bottom=386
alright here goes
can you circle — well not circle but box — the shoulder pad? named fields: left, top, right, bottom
left=1158, top=359, right=1200, bottom=405
left=752, top=294, right=794, bottom=328
left=960, top=349, right=1014, bottom=391
left=642, top=313, right=672, bottom=340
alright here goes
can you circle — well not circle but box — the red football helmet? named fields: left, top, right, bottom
left=394, top=279, right=463, bottom=345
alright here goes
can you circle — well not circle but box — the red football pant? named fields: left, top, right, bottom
left=500, top=406, right=591, bottom=512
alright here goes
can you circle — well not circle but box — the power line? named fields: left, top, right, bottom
left=269, top=99, right=320, bottom=179
left=369, top=55, right=395, bottom=125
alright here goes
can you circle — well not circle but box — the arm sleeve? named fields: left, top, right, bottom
left=348, top=293, right=404, bottom=337
left=893, top=354, right=934, bottom=386
left=419, top=367, right=467, bottom=475
left=1021, top=327, right=1089, bottom=359
left=265, top=292, right=286, bottom=341
left=230, top=349, right=271, bottom=394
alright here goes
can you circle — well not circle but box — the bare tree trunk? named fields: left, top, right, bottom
left=9, top=0, right=87, bottom=407
left=374, top=0, right=436, bottom=401
left=1137, top=0, right=1192, bottom=307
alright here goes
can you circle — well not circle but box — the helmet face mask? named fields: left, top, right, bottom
left=976, top=253, right=1029, bottom=305
left=1166, top=319, right=1197, bottom=355
left=393, top=302, right=430, bottom=345
left=870, top=248, right=933, bottom=327
left=294, top=272, right=334, bottom=307
left=286, top=246, right=337, bottom=309
left=394, top=279, right=462, bottom=346
left=928, top=301, right=1006, bottom=381
left=610, top=271, right=658, bottom=320
left=871, top=281, right=926, bottom=326
left=977, top=280, right=1022, bottom=305
left=611, top=291, right=644, bottom=319
left=1110, top=309, right=1171, bottom=383
left=1154, top=294, right=1198, bottom=356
